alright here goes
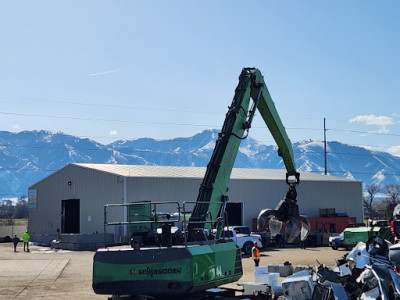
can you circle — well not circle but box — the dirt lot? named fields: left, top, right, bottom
left=0, top=242, right=346, bottom=299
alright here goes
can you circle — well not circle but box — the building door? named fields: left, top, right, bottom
left=225, top=202, right=243, bottom=226
left=61, top=199, right=80, bottom=233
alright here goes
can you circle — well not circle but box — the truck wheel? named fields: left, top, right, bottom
left=243, top=242, right=253, bottom=255
left=332, top=246, right=338, bottom=250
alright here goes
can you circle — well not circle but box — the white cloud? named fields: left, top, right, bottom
left=349, top=114, right=393, bottom=126
left=12, top=124, right=20, bottom=129
left=388, top=145, right=400, bottom=157
left=109, top=130, right=118, bottom=136
left=368, top=127, right=389, bottom=134
left=392, top=114, right=400, bottom=124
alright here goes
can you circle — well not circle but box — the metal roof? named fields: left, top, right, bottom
left=73, top=163, right=358, bottom=182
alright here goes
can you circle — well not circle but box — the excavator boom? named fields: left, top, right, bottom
left=187, top=68, right=301, bottom=241
left=250, top=69, right=297, bottom=175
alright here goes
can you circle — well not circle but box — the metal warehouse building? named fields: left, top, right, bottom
left=28, top=163, right=363, bottom=250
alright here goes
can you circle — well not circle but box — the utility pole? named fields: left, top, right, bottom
left=324, top=118, right=327, bottom=175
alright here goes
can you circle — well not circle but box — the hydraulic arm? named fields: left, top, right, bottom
left=187, top=68, right=309, bottom=243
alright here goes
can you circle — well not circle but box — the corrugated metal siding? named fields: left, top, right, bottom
left=126, top=177, right=202, bottom=213
left=29, top=164, right=124, bottom=239
left=296, top=180, right=363, bottom=221
left=227, top=179, right=363, bottom=229
left=77, top=167, right=124, bottom=234
left=125, top=177, right=363, bottom=230
left=227, top=179, right=289, bottom=228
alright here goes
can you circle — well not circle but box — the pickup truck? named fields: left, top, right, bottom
left=230, top=225, right=271, bottom=249
left=215, top=226, right=263, bottom=255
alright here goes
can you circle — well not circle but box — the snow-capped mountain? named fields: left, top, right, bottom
left=0, top=129, right=399, bottom=198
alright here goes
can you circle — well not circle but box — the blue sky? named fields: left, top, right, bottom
left=1, top=1, right=399, bottom=156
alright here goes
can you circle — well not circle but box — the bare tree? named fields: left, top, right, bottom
left=14, top=196, right=28, bottom=219
left=379, top=184, right=400, bottom=218
left=363, top=183, right=380, bottom=219
left=373, top=201, right=389, bottom=219
left=0, top=200, right=15, bottom=224
left=383, top=184, right=400, bottom=205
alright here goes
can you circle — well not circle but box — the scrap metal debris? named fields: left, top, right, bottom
left=266, top=235, right=400, bottom=299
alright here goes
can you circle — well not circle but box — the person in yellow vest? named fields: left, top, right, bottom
left=22, top=231, right=30, bottom=252
left=251, top=241, right=260, bottom=267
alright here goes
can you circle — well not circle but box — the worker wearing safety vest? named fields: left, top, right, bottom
left=251, top=242, right=260, bottom=267
left=22, top=231, right=30, bottom=252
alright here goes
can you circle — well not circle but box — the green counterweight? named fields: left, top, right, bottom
left=93, top=242, right=242, bottom=296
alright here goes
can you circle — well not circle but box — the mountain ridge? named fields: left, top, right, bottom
left=0, top=129, right=399, bottom=198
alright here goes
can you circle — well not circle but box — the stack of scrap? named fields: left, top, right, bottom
left=274, top=236, right=400, bottom=299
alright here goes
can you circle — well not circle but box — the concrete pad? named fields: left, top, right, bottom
left=0, top=259, right=69, bottom=299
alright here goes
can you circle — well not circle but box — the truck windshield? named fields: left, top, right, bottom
left=235, top=227, right=250, bottom=235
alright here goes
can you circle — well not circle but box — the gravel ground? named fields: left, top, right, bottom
left=0, top=242, right=346, bottom=299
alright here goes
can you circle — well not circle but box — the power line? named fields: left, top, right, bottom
left=0, top=111, right=348, bottom=135
left=0, top=111, right=213, bottom=127
left=0, top=168, right=57, bottom=172
left=1, top=95, right=400, bottom=137
left=328, top=170, right=400, bottom=176
left=326, top=151, right=393, bottom=157
left=295, top=169, right=400, bottom=177
left=329, top=128, right=400, bottom=137
left=0, top=97, right=221, bottom=115
left=4, top=96, right=400, bottom=129
left=1, top=110, right=399, bottom=142
left=2, top=110, right=400, bottom=137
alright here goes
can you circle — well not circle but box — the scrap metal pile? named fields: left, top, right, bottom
left=274, top=235, right=400, bottom=300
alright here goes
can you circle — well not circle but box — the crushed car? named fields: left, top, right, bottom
left=313, top=235, right=400, bottom=299
left=273, top=235, right=400, bottom=299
